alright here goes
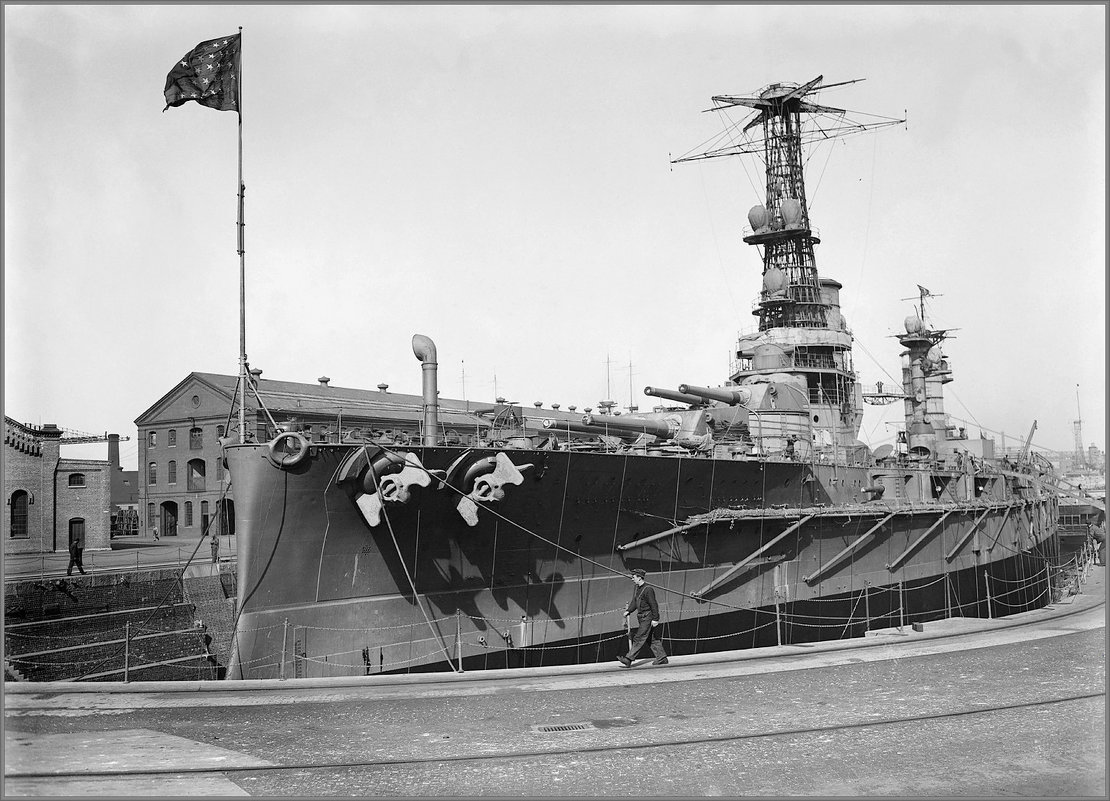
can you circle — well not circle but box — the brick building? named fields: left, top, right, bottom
left=3, top=418, right=115, bottom=554
left=133, top=370, right=538, bottom=538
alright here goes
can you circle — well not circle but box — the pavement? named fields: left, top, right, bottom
left=3, top=533, right=237, bottom=581
left=3, top=564, right=1105, bottom=797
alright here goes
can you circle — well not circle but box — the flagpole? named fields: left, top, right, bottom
left=236, top=26, right=247, bottom=444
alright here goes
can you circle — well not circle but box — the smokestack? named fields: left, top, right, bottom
left=411, top=334, right=438, bottom=446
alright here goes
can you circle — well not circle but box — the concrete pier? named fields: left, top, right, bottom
left=4, top=568, right=1104, bottom=797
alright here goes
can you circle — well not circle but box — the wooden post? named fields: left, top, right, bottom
left=898, top=581, right=905, bottom=633
left=944, top=572, right=951, bottom=618
left=984, top=570, right=993, bottom=619
left=455, top=610, right=463, bottom=673
left=280, top=617, right=289, bottom=680
left=774, top=598, right=782, bottom=647
left=124, top=621, right=130, bottom=683
left=863, top=583, right=871, bottom=633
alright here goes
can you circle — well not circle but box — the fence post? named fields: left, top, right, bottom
left=863, top=582, right=871, bottom=633
left=455, top=609, right=463, bottom=673
left=519, top=615, right=528, bottom=649
left=774, top=598, right=782, bottom=647
left=944, top=571, right=951, bottom=618
left=984, top=570, right=993, bottom=619
left=280, top=617, right=289, bottom=680
left=124, top=621, right=130, bottom=683
left=898, top=581, right=905, bottom=633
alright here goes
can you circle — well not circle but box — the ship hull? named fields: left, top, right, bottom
left=225, top=443, right=1059, bottom=679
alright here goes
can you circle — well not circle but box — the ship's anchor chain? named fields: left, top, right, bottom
left=444, top=451, right=533, bottom=526
left=337, top=446, right=438, bottom=528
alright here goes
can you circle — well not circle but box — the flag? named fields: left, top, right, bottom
left=163, top=34, right=240, bottom=112
left=917, top=285, right=931, bottom=297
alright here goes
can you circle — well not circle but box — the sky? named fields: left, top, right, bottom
left=4, top=4, right=1106, bottom=472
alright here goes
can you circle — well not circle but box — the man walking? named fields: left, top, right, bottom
left=618, top=568, right=668, bottom=667
left=66, top=536, right=86, bottom=576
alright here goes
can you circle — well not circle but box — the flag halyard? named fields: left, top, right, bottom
left=163, top=34, right=241, bottom=112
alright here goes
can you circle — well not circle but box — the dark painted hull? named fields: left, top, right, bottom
left=225, top=443, right=1059, bottom=679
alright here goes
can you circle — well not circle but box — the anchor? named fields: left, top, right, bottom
left=338, top=446, right=435, bottom=528
left=446, top=451, right=533, bottom=526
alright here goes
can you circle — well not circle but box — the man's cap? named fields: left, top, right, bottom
left=630, top=568, right=647, bottom=578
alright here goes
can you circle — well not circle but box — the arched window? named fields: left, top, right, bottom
left=148, top=462, right=157, bottom=485
left=148, top=431, right=157, bottom=447
left=189, top=427, right=203, bottom=450
left=167, top=460, right=177, bottom=485
left=185, top=501, right=193, bottom=527
left=187, top=459, right=206, bottom=492
left=216, top=456, right=223, bottom=482
left=9, top=491, right=29, bottom=539
left=168, top=429, right=177, bottom=447
left=68, top=473, right=86, bottom=487
left=147, top=503, right=156, bottom=526
left=201, top=500, right=210, bottom=526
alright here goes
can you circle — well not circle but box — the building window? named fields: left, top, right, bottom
left=69, top=518, right=85, bottom=545
left=189, top=427, right=203, bottom=450
left=149, top=431, right=157, bottom=447
left=201, top=500, right=210, bottom=526
left=168, top=429, right=177, bottom=447
left=187, top=459, right=206, bottom=492
left=68, top=473, right=86, bottom=487
left=168, top=460, right=177, bottom=485
left=9, top=491, right=29, bottom=539
left=217, top=425, right=225, bottom=438
left=147, top=503, right=156, bottom=526
left=148, top=462, right=157, bottom=485
left=185, top=501, right=193, bottom=527
left=216, top=456, right=223, bottom=482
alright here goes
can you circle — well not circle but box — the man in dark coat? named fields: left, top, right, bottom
left=67, top=537, right=86, bottom=576
left=618, top=568, right=668, bottom=667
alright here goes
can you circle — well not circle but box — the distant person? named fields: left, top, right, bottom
left=618, top=568, right=668, bottom=667
left=66, top=537, right=86, bottom=576
left=784, top=435, right=797, bottom=460
left=152, top=525, right=160, bottom=542
left=210, top=533, right=220, bottom=564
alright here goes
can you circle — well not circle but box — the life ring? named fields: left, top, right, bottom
left=268, top=432, right=310, bottom=468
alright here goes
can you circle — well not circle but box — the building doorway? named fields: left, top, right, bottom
left=160, top=501, right=179, bottom=537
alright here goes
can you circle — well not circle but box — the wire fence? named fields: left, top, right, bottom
left=7, top=539, right=1096, bottom=683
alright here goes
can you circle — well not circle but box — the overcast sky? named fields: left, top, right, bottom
left=5, top=4, right=1105, bottom=471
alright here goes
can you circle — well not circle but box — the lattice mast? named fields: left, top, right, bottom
left=672, top=76, right=903, bottom=332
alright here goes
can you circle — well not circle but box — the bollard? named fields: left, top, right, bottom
left=124, top=621, right=130, bottom=682
left=984, top=570, right=993, bottom=619
left=455, top=609, right=463, bottom=673
left=280, top=618, right=289, bottom=680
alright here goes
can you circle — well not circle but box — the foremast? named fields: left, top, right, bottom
left=673, top=76, right=903, bottom=459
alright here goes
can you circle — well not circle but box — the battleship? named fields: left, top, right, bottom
left=222, top=77, right=1060, bottom=679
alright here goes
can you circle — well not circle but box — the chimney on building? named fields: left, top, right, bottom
left=377, top=383, right=389, bottom=393
left=318, top=376, right=331, bottom=387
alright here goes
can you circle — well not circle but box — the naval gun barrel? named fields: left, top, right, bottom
left=581, top=413, right=676, bottom=439
left=677, top=384, right=751, bottom=406
left=643, top=386, right=706, bottom=406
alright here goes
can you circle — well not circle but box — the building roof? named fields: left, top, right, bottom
left=135, top=372, right=585, bottom=430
